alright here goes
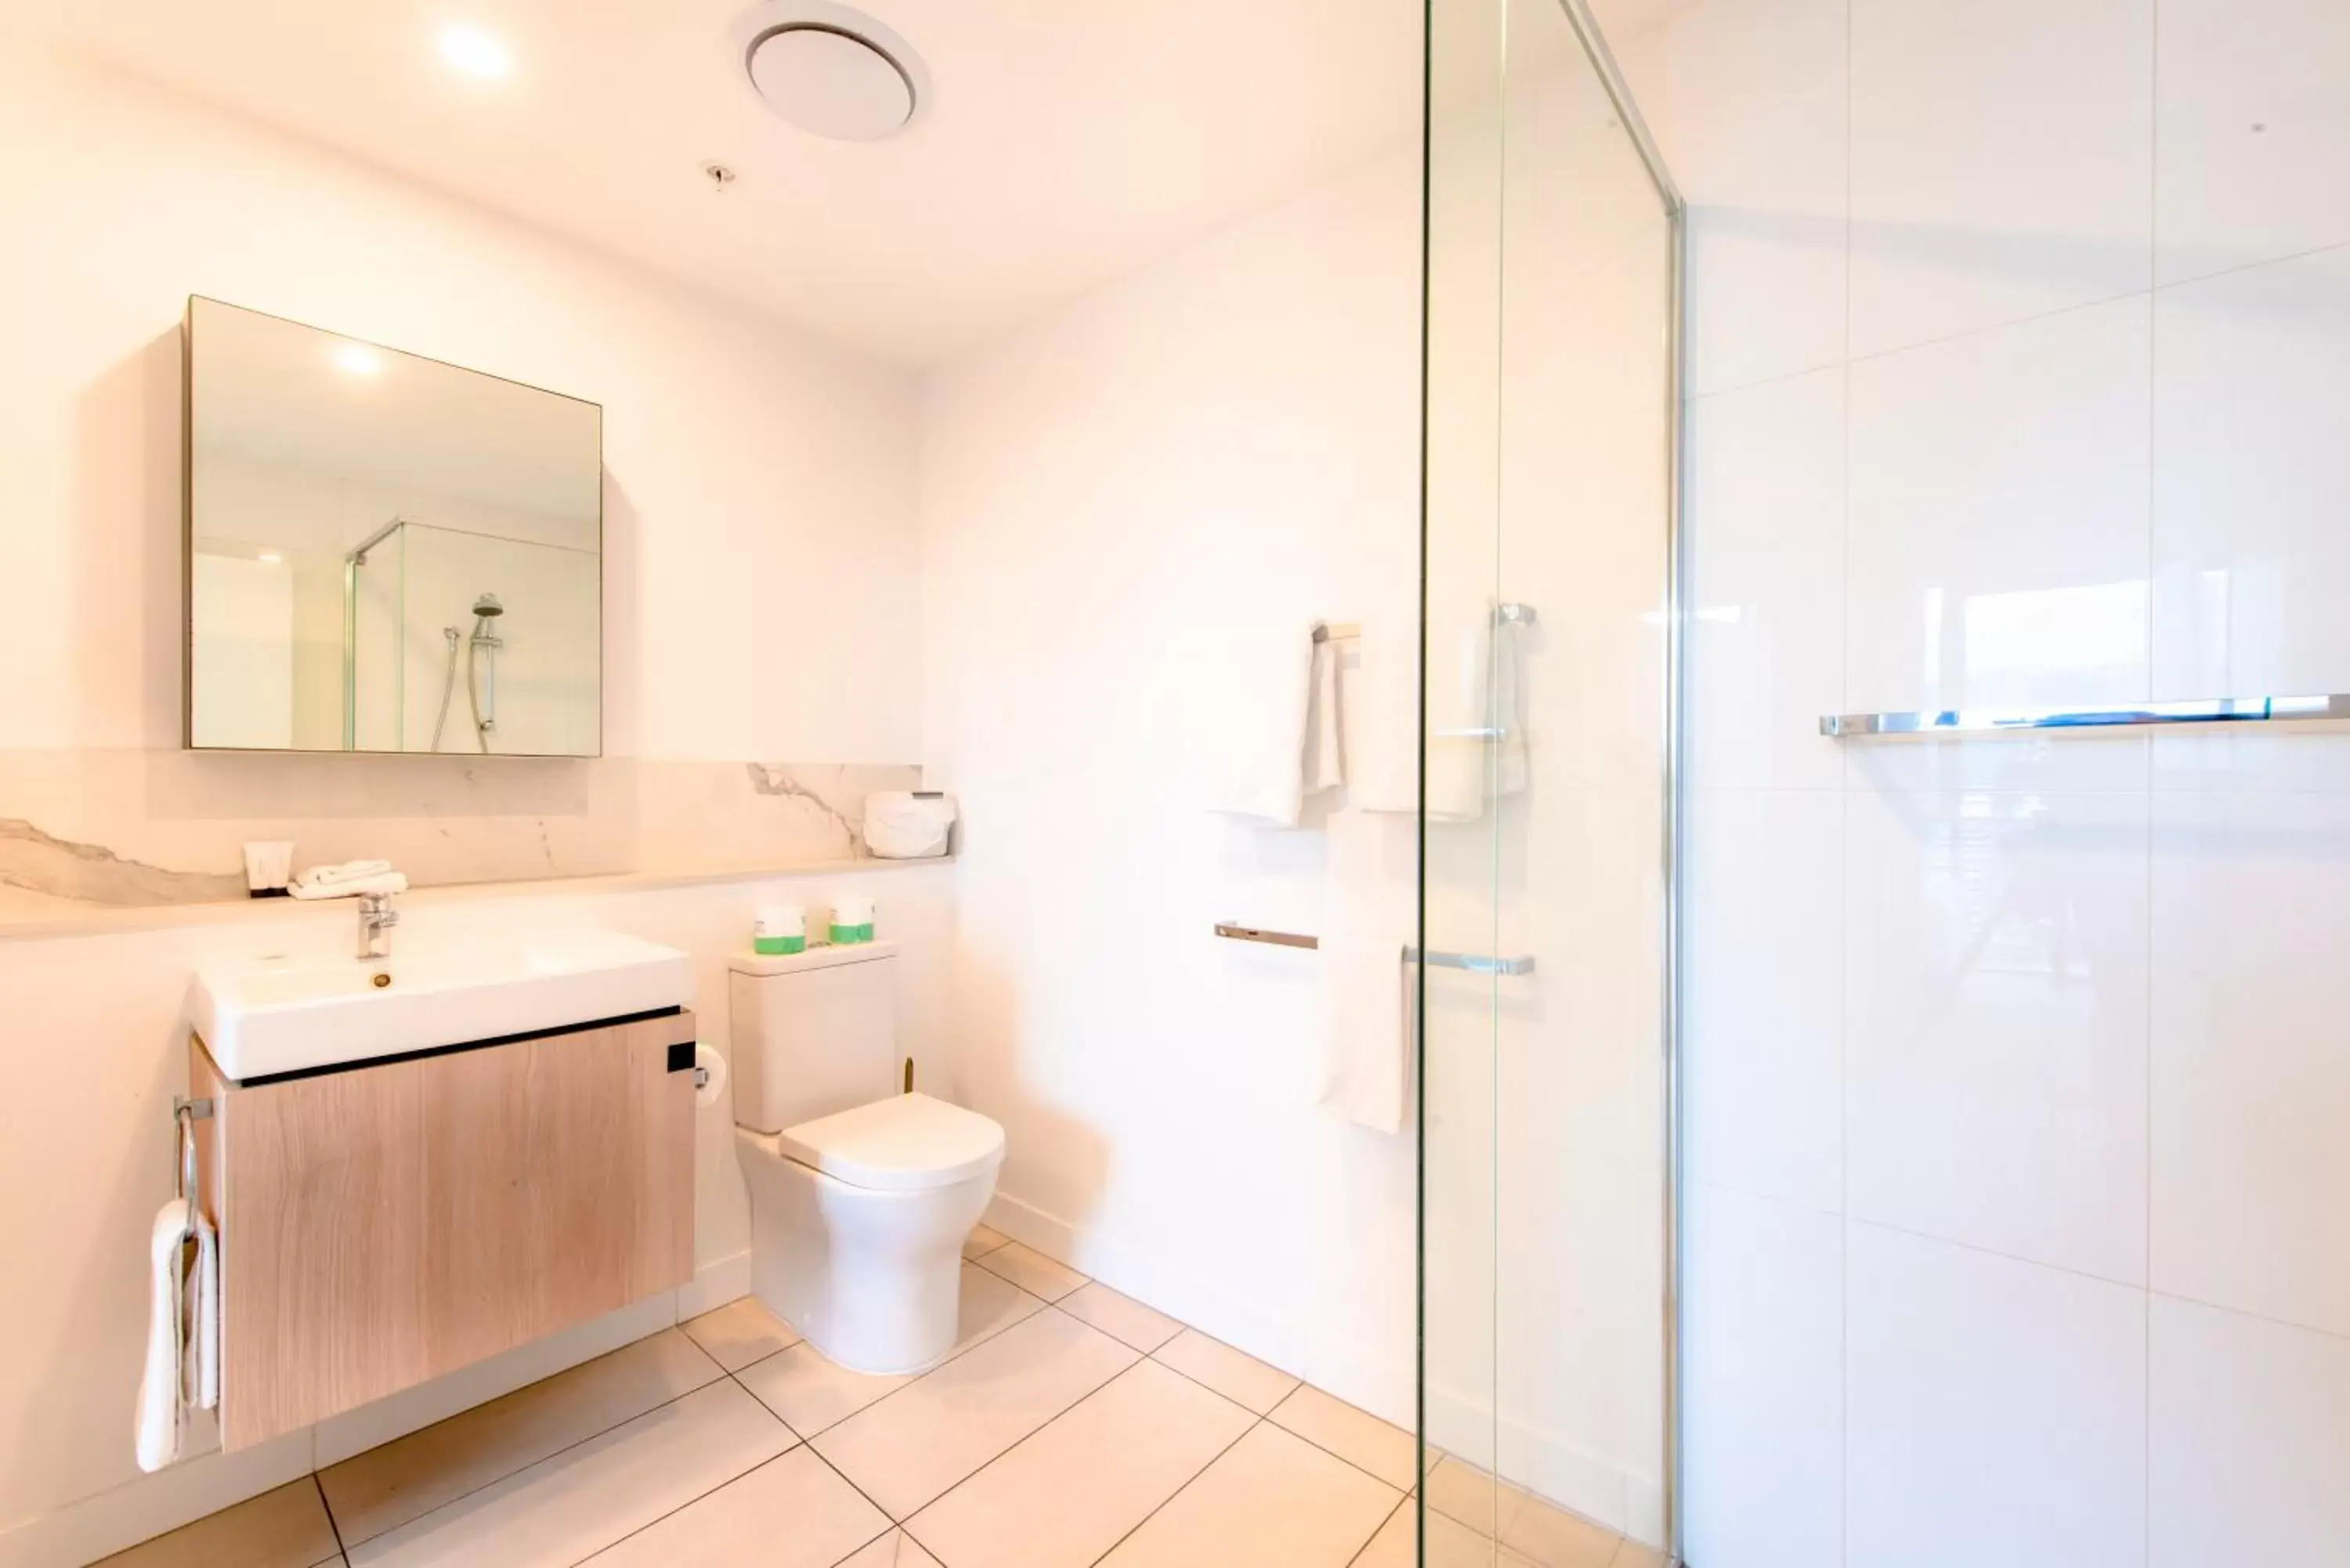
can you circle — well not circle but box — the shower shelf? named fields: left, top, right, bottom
left=1818, top=694, right=2350, bottom=739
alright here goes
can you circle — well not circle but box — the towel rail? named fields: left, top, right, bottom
left=1214, top=923, right=1535, bottom=975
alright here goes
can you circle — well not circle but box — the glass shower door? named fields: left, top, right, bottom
left=1419, top=0, right=1681, bottom=1563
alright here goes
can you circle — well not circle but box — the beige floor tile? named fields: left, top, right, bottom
left=578, top=1446, right=887, bottom=1568
left=321, top=1328, right=721, bottom=1548
left=1351, top=1501, right=1544, bottom=1568
left=1270, top=1384, right=1418, bottom=1490
left=969, top=1239, right=1087, bottom=1302
left=1151, top=1328, right=1300, bottom=1414
left=736, top=1340, right=915, bottom=1440
left=1501, top=1492, right=1622, bottom=1568
left=1609, top=1542, right=1667, bottom=1568
left=95, top=1479, right=342, bottom=1568
left=1424, top=1454, right=1513, bottom=1536
left=680, top=1295, right=801, bottom=1373
left=906, top=1359, right=1255, bottom=1568
left=346, top=1380, right=790, bottom=1567
left=1097, top=1422, right=1401, bottom=1568
left=1054, top=1281, right=1184, bottom=1353
left=949, top=1260, right=1049, bottom=1352
left=962, top=1223, right=1010, bottom=1259
left=813, top=1307, right=1141, bottom=1519
left=739, top=1265, right=1043, bottom=1437
left=840, top=1530, right=945, bottom=1567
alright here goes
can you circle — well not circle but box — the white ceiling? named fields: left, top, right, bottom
left=24, top=0, right=1426, bottom=366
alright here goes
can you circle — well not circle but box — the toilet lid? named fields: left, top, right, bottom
left=779, top=1092, right=1005, bottom=1193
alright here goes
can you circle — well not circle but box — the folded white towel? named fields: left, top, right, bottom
left=1206, top=624, right=1326, bottom=827
left=288, top=870, right=409, bottom=901
left=136, top=1200, right=191, bottom=1473
left=1349, top=619, right=1419, bottom=815
left=298, top=858, right=392, bottom=887
left=191, top=1212, right=219, bottom=1413
left=1301, top=630, right=1344, bottom=798
left=1317, top=816, right=1417, bottom=1133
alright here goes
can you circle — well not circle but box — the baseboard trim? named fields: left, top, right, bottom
left=3, top=1253, right=749, bottom=1568
left=982, top=1189, right=1413, bottom=1431
left=676, top=1250, right=751, bottom=1320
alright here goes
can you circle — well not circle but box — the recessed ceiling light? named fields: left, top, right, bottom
left=334, top=343, right=383, bottom=376
left=439, top=23, right=513, bottom=80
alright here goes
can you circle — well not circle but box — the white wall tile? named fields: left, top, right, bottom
left=2151, top=789, right=2350, bottom=1336
left=1614, top=0, right=1848, bottom=394
left=2149, top=1295, right=2350, bottom=1567
left=1846, top=1223, right=2147, bottom=1568
left=1683, top=1183, right=1844, bottom=1568
left=1687, top=367, right=1846, bottom=790
left=1687, top=788, right=1845, bottom=1211
left=1849, top=0, right=2153, bottom=355
left=1844, top=788, right=2149, bottom=1282
left=2155, top=0, right=2350, bottom=284
left=2152, top=245, right=2350, bottom=699
left=1847, top=297, right=2153, bottom=714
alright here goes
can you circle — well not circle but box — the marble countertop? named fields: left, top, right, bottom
left=0, top=854, right=956, bottom=942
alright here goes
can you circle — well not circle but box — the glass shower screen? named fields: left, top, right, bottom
left=1418, top=0, right=1682, bottom=1562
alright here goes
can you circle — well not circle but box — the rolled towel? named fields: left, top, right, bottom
left=287, top=870, right=410, bottom=901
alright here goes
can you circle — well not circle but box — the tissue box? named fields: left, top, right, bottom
left=864, top=792, right=956, bottom=859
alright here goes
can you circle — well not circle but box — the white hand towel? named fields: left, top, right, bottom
left=1206, top=624, right=1322, bottom=827
left=136, top=1200, right=191, bottom=1473
left=191, top=1212, right=219, bottom=1413
left=1349, top=620, right=1419, bottom=815
left=1301, top=630, right=1344, bottom=797
left=288, top=870, right=409, bottom=901
left=1316, top=817, right=1418, bottom=1133
left=297, top=858, right=392, bottom=888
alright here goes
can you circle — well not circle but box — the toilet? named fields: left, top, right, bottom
left=728, top=942, right=1005, bottom=1375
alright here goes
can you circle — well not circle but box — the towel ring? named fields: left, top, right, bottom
left=172, top=1097, right=212, bottom=1204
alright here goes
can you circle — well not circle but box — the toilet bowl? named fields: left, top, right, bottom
left=736, top=1091, right=1005, bottom=1374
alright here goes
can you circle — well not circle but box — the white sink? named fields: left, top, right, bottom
left=193, top=930, right=694, bottom=1081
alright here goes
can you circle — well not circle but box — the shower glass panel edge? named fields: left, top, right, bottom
left=1415, top=0, right=1685, bottom=1561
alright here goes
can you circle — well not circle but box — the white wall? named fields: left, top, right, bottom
left=1610, top=0, right=2350, bottom=1562
left=0, top=37, right=919, bottom=768
left=0, top=37, right=942, bottom=1567
left=917, top=150, right=1426, bottom=1423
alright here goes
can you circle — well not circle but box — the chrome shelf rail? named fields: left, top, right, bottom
left=1820, top=693, right=2350, bottom=739
left=1213, top=923, right=1535, bottom=975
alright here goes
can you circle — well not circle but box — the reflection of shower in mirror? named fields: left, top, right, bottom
left=431, top=591, right=505, bottom=753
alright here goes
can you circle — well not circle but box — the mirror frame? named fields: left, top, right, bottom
left=181, top=296, right=606, bottom=757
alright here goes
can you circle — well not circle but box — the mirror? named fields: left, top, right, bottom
left=184, top=298, right=602, bottom=755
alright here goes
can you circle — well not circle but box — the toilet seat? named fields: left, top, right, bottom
left=776, top=1092, right=1003, bottom=1193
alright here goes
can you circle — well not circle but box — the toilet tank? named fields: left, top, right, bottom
left=727, top=943, right=899, bottom=1135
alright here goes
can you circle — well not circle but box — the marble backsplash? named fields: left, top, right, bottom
left=0, top=750, right=924, bottom=920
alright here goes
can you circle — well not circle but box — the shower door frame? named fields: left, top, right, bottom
left=1413, top=0, right=1688, bottom=1559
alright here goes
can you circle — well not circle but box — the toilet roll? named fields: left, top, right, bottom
left=692, top=1042, right=728, bottom=1110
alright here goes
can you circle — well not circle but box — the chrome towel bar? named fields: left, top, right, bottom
left=1820, top=693, right=2350, bottom=738
left=1214, top=923, right=1535, bottom=976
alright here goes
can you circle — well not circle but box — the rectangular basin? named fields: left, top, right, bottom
left=193, top=930, right=694, bottom=1081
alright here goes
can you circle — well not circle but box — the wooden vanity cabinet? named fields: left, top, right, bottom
left=187, top=1010, right=697, bottom=1451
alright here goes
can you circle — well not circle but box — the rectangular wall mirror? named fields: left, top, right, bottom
left=184, top=297, right=603, bottom=756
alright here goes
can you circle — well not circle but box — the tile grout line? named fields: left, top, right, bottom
left=1343, top=1490, right=1412, bottom=1568
left=316, top=1339, right=735, bottom=1559
left=311, top=1472, right=350, bottom=1567
left=719, top=1359, right=912, bottom=1567
left=1081, top=1413, right=1269, bottom=1568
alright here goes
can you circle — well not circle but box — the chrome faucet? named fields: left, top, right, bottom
left=356, top=890, right=400, bottom=959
